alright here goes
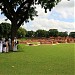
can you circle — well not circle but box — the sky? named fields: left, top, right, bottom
left=0, top=0, right=75, bottom=33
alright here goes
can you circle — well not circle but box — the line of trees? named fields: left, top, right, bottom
left=0, top=22, right=75, bottom=39
left=25, top=29, right=68, bottom=38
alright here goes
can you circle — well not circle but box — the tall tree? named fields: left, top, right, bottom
left=0, top=0, right=62, bottom=50
left=49, top=29, right=58, bottom=37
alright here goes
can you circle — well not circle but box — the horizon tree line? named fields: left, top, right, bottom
left=0, top=22, right=75, bottom=39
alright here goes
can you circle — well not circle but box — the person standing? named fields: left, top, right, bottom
left=13, top=37, right=17, bottom=51
left=0, top=38, right=2, bottom=52
left=2, top=38, right=6, bottom=52
left=8, top=38, right=11, bottom=51
left=5, top=39, right=9, bottom=52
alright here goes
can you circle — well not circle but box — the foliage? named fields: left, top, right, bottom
left=0, top=22, right=27, bottom=38
left=0, top=22, right=11, bottom=38
left=49, top=29, right=58, bottom=37
left=69, top=32, right=75, bottom=38
left=0, top=43, right=74, bottom=75
left=58, top=32, right=68, bottom=37
left=0, top=0, right=61, bottom=22
left=35, top=29, right=47, bottom=37
left=26, top=30, right=35, bottom=37
left=0, top=23, right=70, bottom=39
left=17, top=27, right=27, bottom=38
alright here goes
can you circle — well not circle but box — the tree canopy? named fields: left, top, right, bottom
left=0, top=0, right=61, bottom=25
left=58, top=32, right=68, bottom=37
left=35, top=29, right=47, bottom=37
left=49, top=29, right=58, bottom=37
left=26, top=30, right=35, bottom=37
left=0, top=23, right=11, bottom=38
left=69, top=32, right=75, bottom=38
left=17, top=27, right=27, bottom=38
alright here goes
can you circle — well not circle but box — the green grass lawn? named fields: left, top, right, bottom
left=0, top=43, right=75, bottom=75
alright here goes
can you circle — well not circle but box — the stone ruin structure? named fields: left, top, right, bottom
left=19, top=37, right=75, bottom=45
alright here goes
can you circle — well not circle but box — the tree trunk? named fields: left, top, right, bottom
left=10, top=22, right=18, bottom=51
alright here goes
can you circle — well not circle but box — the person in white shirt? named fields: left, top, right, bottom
left=2, top=38, right=6, bottom=52
left=5, top=39, right=9, bottom=52
left=8, top=38, right=11, bottom=51
left=0, top=38, right=2, bottom=52
left=13, top=37, right=17, bottom=51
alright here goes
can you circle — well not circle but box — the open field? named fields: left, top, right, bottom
left=0, top=43, right=75, bottom=75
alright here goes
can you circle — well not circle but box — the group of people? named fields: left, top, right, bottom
left=0, top=37, right=18, bottom=53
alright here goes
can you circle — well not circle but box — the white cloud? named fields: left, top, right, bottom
left=35, top=5, right=50, bottom=18
left=34, top=0, right=74, bottom=19
left=21, top=22, right=27, bottom=29
left=26, top=17, right=75, bottom=33
left=24, top=0, right=75, bottom=33
left=52, top=0, right=74, bottom=19
left=0, top=18, right=11, bottom=24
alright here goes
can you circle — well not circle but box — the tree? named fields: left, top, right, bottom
left=26, top=30, right=35, bottom=37
left=45, top=31, right=50, bottom=38
left=0, top=22, right=11, bottom=38
left=58, top=32, right=68, bottom=37
left=17, top=27, right=27, bottom=38
left=35, top=29, right=47, bottom=38
left=69, top=32, right=75, bottom=38
left=49, top=29, right=58, bottom=37
left=0, top=0, right=62, bottom=51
